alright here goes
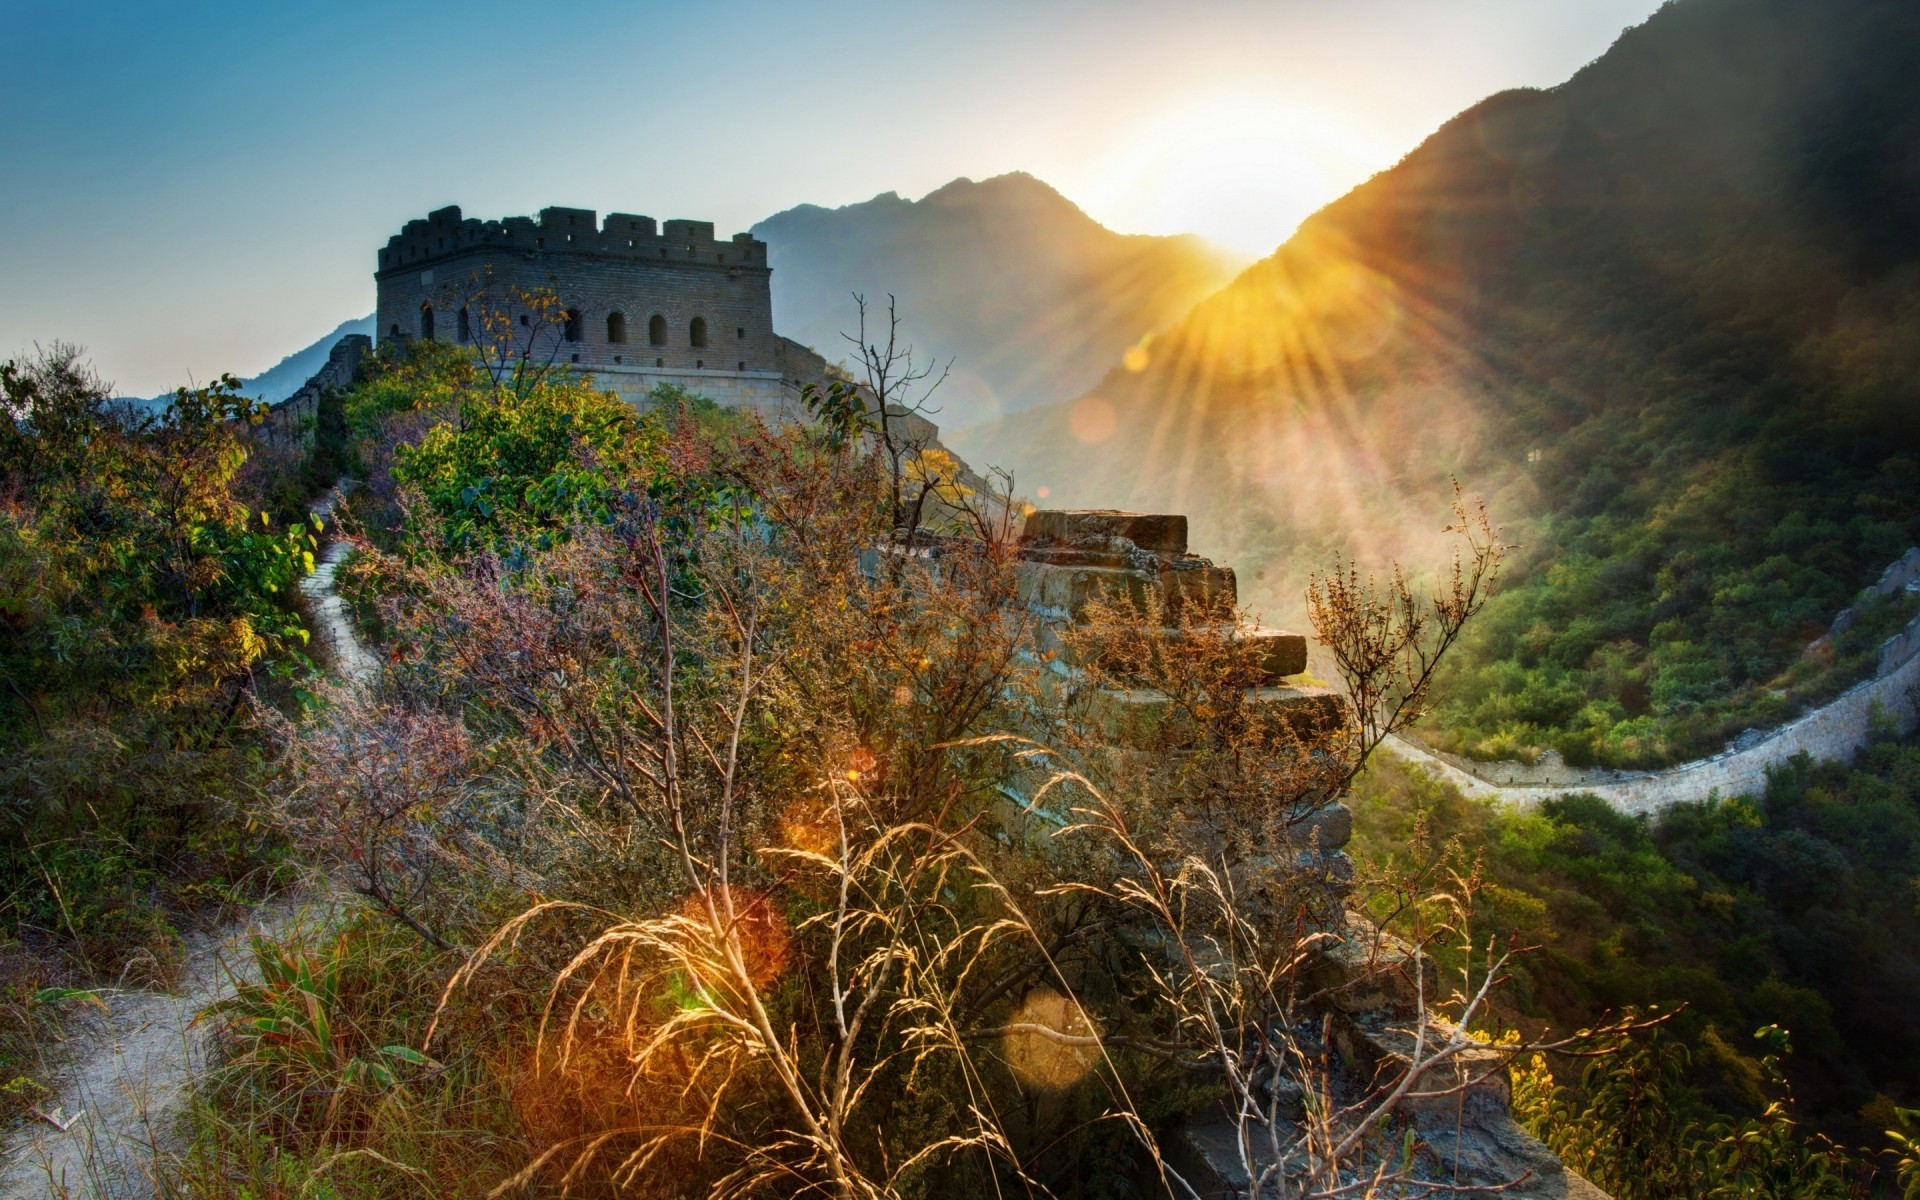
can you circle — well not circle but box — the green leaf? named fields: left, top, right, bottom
left=379, top=1044, right=429, bottom=1064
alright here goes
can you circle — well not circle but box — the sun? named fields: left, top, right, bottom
left=1093, top=87, right=1386, bottom=255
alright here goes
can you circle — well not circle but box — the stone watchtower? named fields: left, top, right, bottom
left=376, top=205, right=812, bottom=412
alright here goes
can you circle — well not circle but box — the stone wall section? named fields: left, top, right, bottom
left=260, top=334, right=370, bottom=450
left=1004, top=511, right=1607, bottom=1197
left=1388, top=596, right=1920, bottom=815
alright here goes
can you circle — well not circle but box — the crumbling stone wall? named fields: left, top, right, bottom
left=1004, top=509, right=1608, bottom=1199
left=260, top=333, right=370, bottom=451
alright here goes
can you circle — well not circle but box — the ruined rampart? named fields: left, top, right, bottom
left=1006, top=510, right=1606, bottom=1198
left=260, top=333, right=370, bottom=450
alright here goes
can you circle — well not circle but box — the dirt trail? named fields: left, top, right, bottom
left=0, top=490, right=369, bottom=1198
left=0, top=900, right=315, bottom=1198
left=300, top=489, right=376, bottom=684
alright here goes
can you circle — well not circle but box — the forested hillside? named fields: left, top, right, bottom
left=754, top=173, right=1245, bottom=424
left=955, top=0, right=1920, bottom=767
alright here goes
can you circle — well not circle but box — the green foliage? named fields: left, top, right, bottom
left=800, top=377, right=873, bottom=451
left=0, top=348, right=316, bottom=742
left=1889, top=1107, right=1920, bottom=1199
left=1431, top=478, right=1920, bottom=767
left=1514, top=1031, right=1857, bottom=1199
left=203, top=928, right=436, bottom=1121
left=0, top=346, right=301, bottom=988
left=340, top=337, right=479, bottom=441
left=349, top=348, right=670, bottom=553
left=1354, top=735, right=1920, bottom=1165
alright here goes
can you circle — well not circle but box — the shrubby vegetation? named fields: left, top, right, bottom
left=151, top=329, right=1601, bottom=1198
left=1427, top=410, right=1920, bottom=769
left=0, top=347, right=311, bottom=1116
left=1351, top=733, right=1920, bottom=1192
left=11, top=312, right=1916, bottom=1195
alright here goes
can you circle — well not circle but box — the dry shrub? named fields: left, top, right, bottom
left=250, top=390, right=1578, bottom=1198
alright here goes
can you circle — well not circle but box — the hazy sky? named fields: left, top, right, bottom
left=1, top=0, right=1664, bottom=396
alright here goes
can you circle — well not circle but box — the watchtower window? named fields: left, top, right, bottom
left=419, top=304, right=435, bottom=340
left=563, top=309, right=583, bottom=343
left=389, top=323, right=401, bottom=338
left=736, top=327, right=745, bottom=340
left=607, top=312, right=627, bottom=343
left=689, top=317, right=708, bottom=348
left=458, top=306, right=471, bottom=343
left=648, top=314, right=667, bottom=345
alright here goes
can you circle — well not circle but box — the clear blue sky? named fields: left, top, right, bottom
left=0, top=0, right=1664, bottom=396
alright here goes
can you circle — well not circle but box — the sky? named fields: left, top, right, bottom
left=0, top=0, right=1664, bottom=397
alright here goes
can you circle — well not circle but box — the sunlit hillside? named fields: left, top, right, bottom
left=754, top=173, right=1247, bottom=424
left=954, top=0, right=1920, bottom=766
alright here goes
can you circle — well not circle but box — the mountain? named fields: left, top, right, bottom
left=240, top=315, right=375, bottom=403
left=953, top=0, right=1920, bottom=768
left=752, top=174, right=1245, bottom=424
left=152, top=315, right=375, bottom=406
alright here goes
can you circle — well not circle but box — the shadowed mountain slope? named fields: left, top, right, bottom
left=753, top=173, right=1245, bottom=425
left=239, top=315, right=375, bottom=404
left=954, top=0, right=1920, bottom=766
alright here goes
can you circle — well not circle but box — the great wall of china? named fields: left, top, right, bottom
left=1388, top=547, right=1920, bottom=814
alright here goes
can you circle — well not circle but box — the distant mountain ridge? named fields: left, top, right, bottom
left=239, top=315, right=375, bottom=404
left=753, top=173, right=1245, bottom=424
left=953, top=0, right=1920, bottom=769
left=147, top=315, right=374, bottom=406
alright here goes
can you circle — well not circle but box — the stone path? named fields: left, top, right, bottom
left=299, top=490, right=376, bottom=685
left=1384, top=647, right=1920, bottom=815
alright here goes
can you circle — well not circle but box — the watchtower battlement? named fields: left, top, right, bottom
left=377, top=205, right=768, bottom=276
left=374, top=203, right=809, bottom=413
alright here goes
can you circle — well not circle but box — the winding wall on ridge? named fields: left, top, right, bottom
left=1387, top=615, right=1920, bottom=815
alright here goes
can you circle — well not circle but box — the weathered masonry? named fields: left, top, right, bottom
left=376, top=205, right=830, bottom=413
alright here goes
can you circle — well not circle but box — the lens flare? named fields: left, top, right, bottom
left=778, top=795, right=838, bottom=859
left=679, top=887, right=791, bottom=989
left=1003, top=988, right=1098, bottom=1090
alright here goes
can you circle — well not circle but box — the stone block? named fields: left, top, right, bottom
left=1160, top=565, right=1238, bottom=616
left=1015, top=561, right=1237, bottom=619
left=1043, top=621, right=1304, bottom=686
left=1280, top=801, right=1352, bottom=851
left=1022, top=509, right=1188, bottom=555
left=1306, top=911, right=1437, bottom=1017
left=1016, top=562, right=1153, bottom=616
left=1080, top=684, right=1346, bottom=751
left=1246, top=625, right=1307, bottom=679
